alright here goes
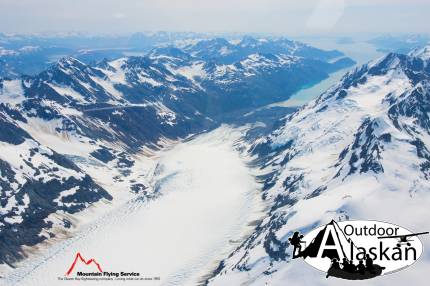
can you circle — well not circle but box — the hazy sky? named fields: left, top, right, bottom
left=1, top=0, right=429, bottom=35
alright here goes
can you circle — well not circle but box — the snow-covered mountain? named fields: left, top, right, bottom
left=0, top=33, right=352, bottom=79
left=0, top=31, right=210, bottom=77
left=368, top=34, right=430, bottom=54
left=180, top=36, right=344, bottom=64
left=0, top=103, right=113, bottom=265
left=207, top=47, right=430, bottom=285
left=148, top=39, right=354, bottom=114
left=0, top=37, right=352, bottom=269
left=0, top=56, right=211, bottom=267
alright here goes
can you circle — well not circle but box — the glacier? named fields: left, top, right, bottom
left=2, top=126, right=265, bottom=286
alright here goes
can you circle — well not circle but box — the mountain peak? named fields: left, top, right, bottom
left=239, top=35, right=260, bottom=47
left=409, top=44, right=430, bottom=61
left=57, top=56, right=86, bottom=69
left=48, top=56, right=92, bottom=79
left=148, top=46, right=191, bottom=61
left=95, top=58, right=116, bottom=72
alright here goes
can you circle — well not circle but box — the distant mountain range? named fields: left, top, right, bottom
left=207, top=46, right=430, bottom=285
left=0, top=32, right=353, bottom=78
left=0, top=36, right=353, bottom=267
left=368, top=34, right=430, bottom=54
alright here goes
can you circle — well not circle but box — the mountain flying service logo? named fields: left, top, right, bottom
left=65, top=252, right=103, bottom=276
left=289, top=220, right=428, bottom=280
left=62, top=252, right=144, bottom=281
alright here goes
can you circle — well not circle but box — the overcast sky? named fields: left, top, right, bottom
left=1, top=0, right=429, bottom=36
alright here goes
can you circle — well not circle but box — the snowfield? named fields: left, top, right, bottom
left=207, top=48, right=430, bottom=286
left=2, top=126, right=264, bottom=286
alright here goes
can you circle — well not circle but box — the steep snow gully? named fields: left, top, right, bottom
left=3, top=126, right=265, bottom=286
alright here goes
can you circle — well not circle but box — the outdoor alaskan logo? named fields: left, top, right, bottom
left=289, top=220, right=428, bottom=280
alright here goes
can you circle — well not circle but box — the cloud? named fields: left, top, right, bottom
left=0, top=0, right=428, bottom=35
left=306, top=0, right=345, bottom=31
left=113, top=13, right=126, bottom=20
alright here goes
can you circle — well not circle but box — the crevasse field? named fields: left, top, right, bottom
left=4, top=126, right=265, bottom=286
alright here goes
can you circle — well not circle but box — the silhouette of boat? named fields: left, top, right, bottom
left=326, top=264, right=385, bottom=280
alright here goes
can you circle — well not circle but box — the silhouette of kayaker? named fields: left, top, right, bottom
left=342, top=258, right=352, bottom=272
left=357, top=260, right=366, bottom=274
left=288, top=232, right=304, bottom=258
left=331, top=258, right=340, bottom=269
left=326, top=258, right=341, bottom=278
left=365, top=254, right=375, bottom=271
left=350, top=259, right=357, bottom=272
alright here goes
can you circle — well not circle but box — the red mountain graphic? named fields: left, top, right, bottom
left=65, top=252, right=103, bottom=276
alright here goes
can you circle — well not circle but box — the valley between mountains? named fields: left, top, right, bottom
left=1, top=35, right=430, bottom=286
left=3, top=125, right=265, bottom=286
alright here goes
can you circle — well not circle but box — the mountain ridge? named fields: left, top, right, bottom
left=207, top=46, right=430, bottom=286
left=0, top=36, right=354, bottom=268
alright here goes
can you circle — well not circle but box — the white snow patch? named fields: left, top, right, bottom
left=47, top=83, right=87, bottom=102
left=177, top=62, right=207, bottom=81
left=0, top=79, right=25, bottom=105
left=105, top=58, right=129, bottom=85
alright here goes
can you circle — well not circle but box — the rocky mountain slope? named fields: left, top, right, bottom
left=208, top=47, right=430, bottom=285
left=0, top=36, right=352, bottom=268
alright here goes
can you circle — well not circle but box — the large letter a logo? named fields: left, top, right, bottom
left=316, top=224, right=344, bottom=259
